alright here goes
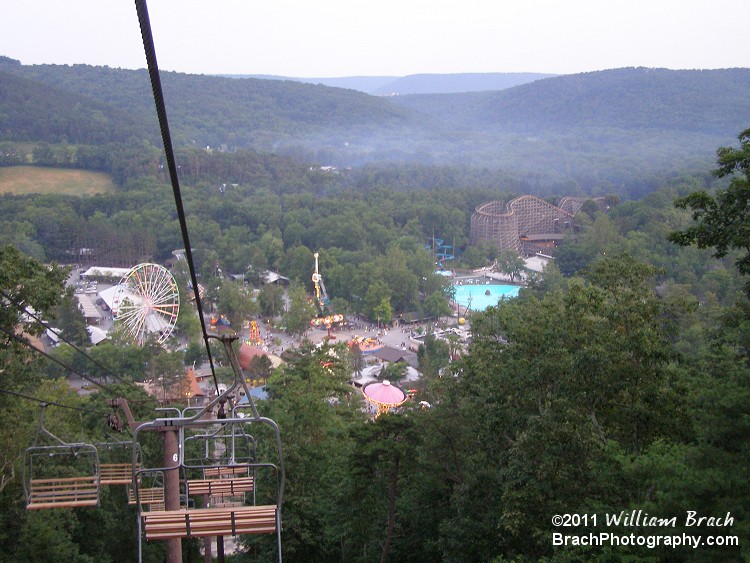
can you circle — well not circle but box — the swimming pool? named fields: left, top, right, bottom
left=453, top=283, right=520, bottom=312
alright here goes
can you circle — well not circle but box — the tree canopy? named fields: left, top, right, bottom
left=670, top=127, right=750, bottom=295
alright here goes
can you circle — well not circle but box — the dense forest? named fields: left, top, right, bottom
left=1, top=51, right=750, bottom=560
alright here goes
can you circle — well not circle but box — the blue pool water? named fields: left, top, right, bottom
left=453, top=283, right=520, bottom=312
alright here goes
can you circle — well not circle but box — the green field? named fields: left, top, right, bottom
left=0, top=166, right=115, bottom=196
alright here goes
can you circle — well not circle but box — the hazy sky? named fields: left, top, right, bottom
left=4, top=1, right=749, bottom=77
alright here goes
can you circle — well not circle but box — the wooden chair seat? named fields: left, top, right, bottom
left=142, top=504, right=278, bottom=539
left=187, top=476, right=254, bottom=497
left=27, top=476, right=99, bottom=509
left=100, top=463, right=140, bottom=485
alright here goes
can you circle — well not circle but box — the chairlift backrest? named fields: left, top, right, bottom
left=96, top=440, right=143, bottom=485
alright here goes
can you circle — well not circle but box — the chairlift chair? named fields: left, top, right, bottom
left=96, top=439, right=143, bottom=486
left=131, top=334, right=284, bottom=562
left=127, top=469, right=166, bottom=512
left=138, top=413, right=283, bottom=551
left=182, top=421, right=257, bottom=468
left=23, top=403, right=100, bottom=510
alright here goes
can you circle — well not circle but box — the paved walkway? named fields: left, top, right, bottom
left=240, top=315, right=458, bottom=357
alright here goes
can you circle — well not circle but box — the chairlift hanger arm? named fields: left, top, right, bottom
left=215, top=334, right=260, bottom=419
left=30, top=403, right=67, bottom=447
left=168, top=333, right=258, bottom=423
left=114, top=334, right=257, bottom=433
left=109, top=398, right=143, bottom=429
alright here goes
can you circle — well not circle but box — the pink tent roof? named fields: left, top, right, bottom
left=237, top=343, right=266, bottom=370
left=362, top=380, right=406, bottom=405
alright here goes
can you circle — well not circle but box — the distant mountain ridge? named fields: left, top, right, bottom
left=231, top=75, right=400, bottom=94
left=224, top=72, right=555, bottom=95
left=389, top=67, right=750, bottom=135
left=480, top=67, right=750, bottom=134
left=5, top=59, right=747, bottom=146
left=370, top=72, right=557, bottom=95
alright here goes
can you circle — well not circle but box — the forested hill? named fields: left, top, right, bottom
left=0, top=58, right=433, bottom=150
left=389, top=67, right=750, bottom=135
left=2, top=58, right=750, bottom=196
left=0, top=70, right=154, bottom=144
left=4, top=59, right=749, bottom=147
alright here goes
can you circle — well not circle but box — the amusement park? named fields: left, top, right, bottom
left=14, top=182, right=575, bottom=562
left=15, top=243, right=481, bottom=560
left=5, top=44, right=742, bottom=563
left=4, top=0, right=749, bottom=557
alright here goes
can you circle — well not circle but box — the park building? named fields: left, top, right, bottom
left=470, top=195, right=607, bottom=255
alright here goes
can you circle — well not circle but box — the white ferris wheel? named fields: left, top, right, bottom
left=111, top=263, right=180, bottom=346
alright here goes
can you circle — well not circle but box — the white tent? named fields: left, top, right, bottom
left=80, top=266, right=132, bottom=279
left=75, top=294, right=101, bottom=322
left=86, top=325, right=109, bottom=345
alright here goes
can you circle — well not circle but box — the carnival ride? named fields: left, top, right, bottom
left=111, top=263, right=180, bottom=346
left=362, top=380, right=407, bottom=418
left=348, top=335, right=384, bottom=354
left=311, top=252, right=329, bottom=313
left=209, top=313, right=233, bottom=334
left=310, top=313, right=345, bottom=339
left=246, top=319, right=263, bottom=346
left=468, top=195, right=603, bottom=254
left=310, top=252, right=345, bottom=338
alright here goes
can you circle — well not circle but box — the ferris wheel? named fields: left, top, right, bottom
left=111, top=263, right=180, bottom=346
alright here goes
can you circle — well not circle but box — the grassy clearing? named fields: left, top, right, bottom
left=0, top=166, right=115, bottom=196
